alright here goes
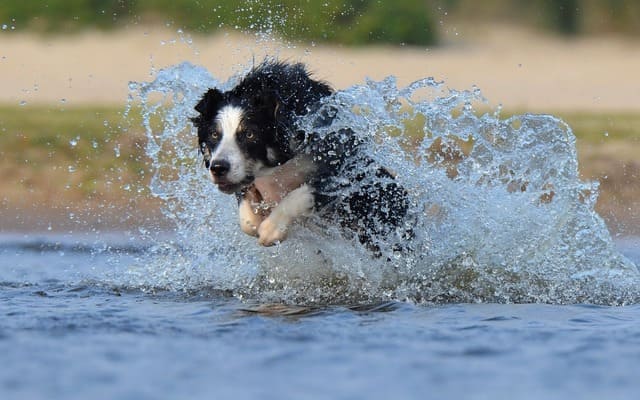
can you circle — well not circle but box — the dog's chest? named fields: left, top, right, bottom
left=253, top=155, right=316, bottom=205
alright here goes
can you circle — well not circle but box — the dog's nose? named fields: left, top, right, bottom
left=210, top=160, right=230, bottom=177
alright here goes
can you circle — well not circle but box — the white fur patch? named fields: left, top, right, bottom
left=238, top=198, right=263, bottom=237
left=258, top=184, right=314, bottom=246
left=212, top=105, right=247, bottom=183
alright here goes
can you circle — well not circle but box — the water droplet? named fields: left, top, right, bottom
left=114, top=144, right=121, bottom=158
left=19, top=100, right=26, bottom=106
left=69, top=136, right=80, bottom=147
left=126, top=57, right=638, bottom=305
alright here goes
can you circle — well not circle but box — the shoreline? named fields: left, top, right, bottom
left=1, top=198, right=638, bottom=237
left=2, top=25, right=640, bottom=112
left=2, top=136, right=638, bottom=236
left=1, top=26, right=638, bottom=236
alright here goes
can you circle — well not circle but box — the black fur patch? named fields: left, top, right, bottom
left=192, top=61, right=332, bottom=168
left=192, top=60, right=412, bottom=254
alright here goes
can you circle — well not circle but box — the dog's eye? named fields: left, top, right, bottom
left=240, top=129, right=256, bottom=141
left=210, top=129, right=221, bottom=140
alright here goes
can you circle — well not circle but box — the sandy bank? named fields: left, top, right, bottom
left=2, top=25, right=640, bottom=111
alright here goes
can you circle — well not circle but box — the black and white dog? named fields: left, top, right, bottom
left=191, top=61, right=410, bottom=252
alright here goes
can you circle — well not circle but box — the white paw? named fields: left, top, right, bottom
left=238, top=197, right=265, bottom=237
left=255, top=184, right=314, bottom=247
left=257, top=216, right=288, bottom=246
left=240, top=218, right=259, bottom=237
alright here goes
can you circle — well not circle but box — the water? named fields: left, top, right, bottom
left=1, top=233, right=639, bottom=399
left=125, top=61, right=639, bottom=306
left=3, top=58, right=640, bottom=399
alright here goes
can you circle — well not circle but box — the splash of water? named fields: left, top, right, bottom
left=125, top=61, right=639, bottom=306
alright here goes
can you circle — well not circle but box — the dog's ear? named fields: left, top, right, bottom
left=191, top=88, right=224, bottom=125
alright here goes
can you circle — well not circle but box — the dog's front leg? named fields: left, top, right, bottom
left=257, top=184, right=314, bottom=246
left=238, top=198, right=263, bottom=237
left=238, top=186, right=268, bottom=237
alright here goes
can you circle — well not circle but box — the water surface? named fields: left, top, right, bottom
left=1, top=233, right=639, bottom=399
left=4, top=56, right=640, bottom=400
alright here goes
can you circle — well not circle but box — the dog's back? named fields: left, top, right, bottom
left=305, top=122, right=412, bottom=254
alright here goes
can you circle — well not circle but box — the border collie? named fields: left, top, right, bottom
left=191, top=61, right=410, bottom=253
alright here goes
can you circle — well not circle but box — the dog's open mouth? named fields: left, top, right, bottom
left=217, top=183, right=242, bottom=194
left=212, top=175, right=255, bottom=194
left=212, top=178, right=240, bottom=194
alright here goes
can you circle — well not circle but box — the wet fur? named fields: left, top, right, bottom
left=191, top=61, right=410, bottom=252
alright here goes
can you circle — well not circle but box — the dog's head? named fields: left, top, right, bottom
left=191, top=87, right=292, bottom=194
left=192, top=62, right=333, bottom=194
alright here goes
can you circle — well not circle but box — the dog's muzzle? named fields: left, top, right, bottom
left=210, top=160, right=230, bottom=177
left=209, top=159, right=254, bottom=194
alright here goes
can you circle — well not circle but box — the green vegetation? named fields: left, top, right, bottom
left=1, top=104, right=636, bottom=183
left=555, top=112, right=640, bottom=142
left=441, top=0, right=640, bottom=36
left=1, top=1, right=639, bottom=46
left=486, top=110, right=640, bottom=142
left=1, top=105, right=637, bottom=231
left=0, top=0, right=437, bottom=46
left=0, top=105, right=148, bottom=205
left=0, top=105, right=144, bottom=168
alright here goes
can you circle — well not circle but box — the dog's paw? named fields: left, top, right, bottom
left=240, top=219, right=259, bottom=237
left=257, top=216, right=288, bottom=246
left=255, top=184, right=313, bottom=246
left=238, top=194, right=267, bottom=237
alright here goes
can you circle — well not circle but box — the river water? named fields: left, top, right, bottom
left=3, top=56, right=640, bottom=399
left=0, top=233, right=639, bottom=399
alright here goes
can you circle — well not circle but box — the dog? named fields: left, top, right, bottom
left=191, top=60, right=410, bottom=253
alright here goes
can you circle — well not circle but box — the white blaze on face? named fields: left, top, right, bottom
left=212, top=105, right=247, bottom=183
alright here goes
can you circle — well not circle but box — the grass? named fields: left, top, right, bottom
left=0, top=0, right=438, bottom=46
left=0, top=104, right=638, bottom=232
left=1, top=103, right=636, bottom=181
left=3, top=1, right=640, bottom=41
left=0, top=105, right=148, bottom=207
left=535, top=111, right=640, bottom=142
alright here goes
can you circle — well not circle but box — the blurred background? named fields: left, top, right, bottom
left=0, top=0, right=638, bottom=235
